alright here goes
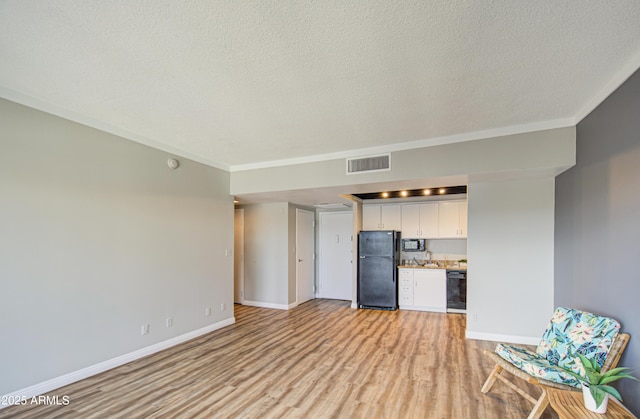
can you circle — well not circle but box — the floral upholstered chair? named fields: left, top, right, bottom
left=481, top=307, right=630, bottom=419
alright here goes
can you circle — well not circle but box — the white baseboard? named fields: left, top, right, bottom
left=242, top=300, right=292, bottom=310
left=466, top=330, right=539, bottom=346
left=398, top=306, right=447, bottom=313
left=0, top=317, right=235, bottom=410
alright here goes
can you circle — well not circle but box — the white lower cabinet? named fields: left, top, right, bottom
left=399, top=269, right=414, bottom=307
left=398, top=268, right=446, bottom=312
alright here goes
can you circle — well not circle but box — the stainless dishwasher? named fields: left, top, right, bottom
left=446, top=270, right=467, bottom=313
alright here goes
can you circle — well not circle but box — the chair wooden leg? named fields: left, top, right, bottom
left=481, top=364, right=503, bottom=393
left=527, top=389, right=549, bottom=419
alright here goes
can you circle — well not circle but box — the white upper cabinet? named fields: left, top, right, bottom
left=420, top=203, right=439, bottom=238
left=401, top=203, right=438, bottom=238
left=459, top=201, right=468, bottom=237
left=362, top=204, right=402, bottom=230
left=400, top=204, right=420, bottom=237
left=438, top=201, right=467, bottom=238
left=362, top=205, right=382, bottom=230
left=381, top=205, right=402, bottom=230
left=364, top=200, right=466, bottom=237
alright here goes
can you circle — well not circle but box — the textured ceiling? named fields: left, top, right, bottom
left=1, top=1, right=640, bottom=170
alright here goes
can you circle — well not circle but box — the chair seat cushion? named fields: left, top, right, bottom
left=495, top=343, right=581, bottom=388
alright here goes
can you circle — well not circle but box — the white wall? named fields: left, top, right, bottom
left=0, top=98, right=234, bottom=396
left=466, top=177, right=555, bottom=343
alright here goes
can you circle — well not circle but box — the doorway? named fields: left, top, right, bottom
left=318, top=211, right=352, bottom=300
left=296, top=209, right=315, bottom=305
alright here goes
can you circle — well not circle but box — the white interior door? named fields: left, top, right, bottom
left=319, top=212, right=352, bottom=300
left=296, top=209, right=315, bottom=304
left=234, top=209, right=244, bottom=304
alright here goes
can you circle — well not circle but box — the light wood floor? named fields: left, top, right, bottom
left=1, top=299, right=557, bottom=418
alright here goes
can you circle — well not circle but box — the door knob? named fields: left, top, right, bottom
left=298, top=259, right=303, bottom=262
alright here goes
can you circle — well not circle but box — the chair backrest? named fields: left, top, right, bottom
left=535, top=307, right=621, bottom=376
left=602, top=332, right=630, bottom=372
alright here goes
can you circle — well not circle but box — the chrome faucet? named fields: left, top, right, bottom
left=426, top=249, right=433, bottom=263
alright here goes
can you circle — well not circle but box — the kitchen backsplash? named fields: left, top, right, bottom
left=401, top=239, right=467, bottom=264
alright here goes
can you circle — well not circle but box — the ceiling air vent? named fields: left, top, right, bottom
left=346, top=154, right=391, bottom=175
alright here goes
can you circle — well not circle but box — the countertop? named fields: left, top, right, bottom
left=397, top=265, right=467, bottom=271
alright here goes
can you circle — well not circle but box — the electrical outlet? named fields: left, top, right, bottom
left=472, top=313, right=478, bottom=321
left=166, top=317, right=173, bottom=328
left=205, top=307, right=211, bottom=316
left=220, top=303, right=226, bottom=311
left=141, top=324, right=150, bottom=336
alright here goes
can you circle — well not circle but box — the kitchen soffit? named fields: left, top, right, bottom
left=352, top=186, right=467, bottom=201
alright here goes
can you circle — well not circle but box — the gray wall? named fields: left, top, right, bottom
left=240, top=203, right=289, bottom=306
left=288, top=204, right=298, bottom=304
left=0, top=98, right=234, bottom=395
left=240, top=202, right=314, bottom=307
left=555, top=69, right=640, bottom=413
left=467, top=177, right=555, bottom=342
left=231, top=127, right=576, bottom=195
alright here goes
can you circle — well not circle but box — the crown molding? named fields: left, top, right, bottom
left=0, top=86, right=230, bottom=171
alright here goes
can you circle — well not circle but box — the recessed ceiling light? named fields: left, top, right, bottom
left=351, top=185, right=466, bottom=201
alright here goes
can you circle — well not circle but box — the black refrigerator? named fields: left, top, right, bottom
left=358, top=230, right=401, bottom=310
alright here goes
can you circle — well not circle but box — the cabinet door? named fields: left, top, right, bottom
left=380, top=205, right=402, bottom=231
left=458, top=201, right=468, bottom=238
left=401, top=204, right=420, bottom=238
left=413, top=269, right=446, bottom=311
left=419, top=203, right=439, bottom=238
left=438, top=202, right=459, bottom=238
left=398, top=269, right=414, bottom=306
left=362, top=205, right=380, bottom=230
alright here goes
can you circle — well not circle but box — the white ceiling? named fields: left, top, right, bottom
left=1, top=1, right=640, bottom=172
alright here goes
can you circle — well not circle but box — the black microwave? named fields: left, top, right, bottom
left=402, top=238, right=425, bottom=252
